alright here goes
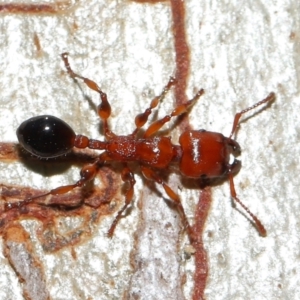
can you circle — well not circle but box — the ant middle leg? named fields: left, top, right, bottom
left=61, top=53, right=114, bottom=139
left=143, top=88, right=205, bottom=138
left=107, top=163, right=136, bottom=237
left=132, top=77, right=176, bottom=135
left=140, top=166, right=195, bottom=243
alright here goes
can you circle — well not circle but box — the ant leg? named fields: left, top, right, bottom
left=132, top=77, right=176, bottom=135
left=140, top=166, right=195, bottom=243
left=143, top=88, right=205, bottom=138
left=61, top=53, right=114, bottom=139
left=5, top=153, right=109, bottom=211
left=228, top=172, right=267, bottom=237
left=107, top=164, right=136, bottom=237
left=229, top=92, right=275, bottom=138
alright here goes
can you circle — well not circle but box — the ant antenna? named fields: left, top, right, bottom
left=228, top=92, right=275, bottom=236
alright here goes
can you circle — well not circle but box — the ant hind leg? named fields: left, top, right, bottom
left=61, top=53, right=114, bottom=139
left=4, top=153, right=107, bottom=212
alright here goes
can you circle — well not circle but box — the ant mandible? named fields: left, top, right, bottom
left=12, top=52, right=275, bottom=242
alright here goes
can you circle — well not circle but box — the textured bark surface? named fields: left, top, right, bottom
left=0, top=0, right=298, bottom=299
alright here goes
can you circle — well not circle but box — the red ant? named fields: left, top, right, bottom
left=12, top=52, right=275, bottom=242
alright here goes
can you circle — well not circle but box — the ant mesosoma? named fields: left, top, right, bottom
left=12, top=52, right=275, bottom=242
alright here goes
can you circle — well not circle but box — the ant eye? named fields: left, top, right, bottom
left=17, top=115, right=76, bottom=158
left=226, top=138, right=241, bottom=157
left=232, top=144, right=241, bottom=156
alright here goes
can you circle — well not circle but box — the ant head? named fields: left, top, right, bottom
left=224, top=137, right=242, bottom=176
left=229, top=158, right=242, bottom=176
left=17, top=115, right=76, bottom=158
left=226, top=138, right=241, bottom=157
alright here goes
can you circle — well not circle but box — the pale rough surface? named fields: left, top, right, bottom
left=5, top=240, right=49, bottom=300
left=0, top=0, right=299, bottom=300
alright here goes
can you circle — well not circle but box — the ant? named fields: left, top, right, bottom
left=11, top=52, right=275, bottom=243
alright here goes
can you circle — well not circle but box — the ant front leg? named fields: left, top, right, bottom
left=107, top=164, right=136, bottom=237
left=61, top=53, right=114, bottom=139
left=143, top=88, right=205, bottom=138
left=140, top=166, right=195, bottom=243
left=132, top=77, right=176, bottom=135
